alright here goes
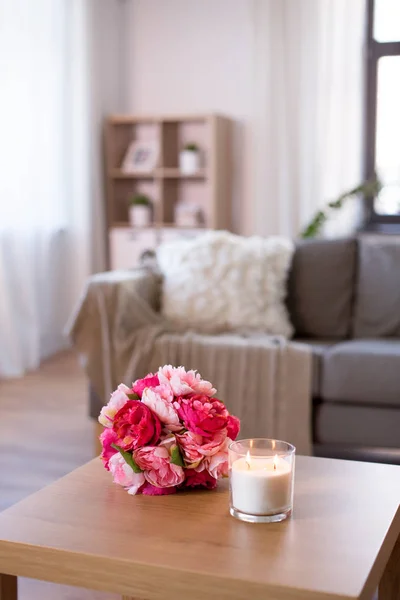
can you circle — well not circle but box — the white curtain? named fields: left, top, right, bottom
left=252, top=0, right=366, bottom=238
left=0, top=0, right=91, bottom=376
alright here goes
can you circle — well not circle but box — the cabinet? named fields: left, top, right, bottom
left=109, top=227, right=206, bottom=271
left=109, top=228, right=158, bottom=270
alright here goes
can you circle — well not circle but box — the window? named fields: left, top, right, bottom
left=365, top=0, right=400, bottom=227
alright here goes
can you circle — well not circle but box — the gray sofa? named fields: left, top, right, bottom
left=88, top=234, right=400, bottom=463
left=288, top=235, right=400, bottom=464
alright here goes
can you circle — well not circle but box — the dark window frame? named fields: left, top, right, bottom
left=364, top=0, right=400, bottom=229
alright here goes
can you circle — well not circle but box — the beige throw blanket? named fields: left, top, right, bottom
left=67, top=270, right=313, bottom=455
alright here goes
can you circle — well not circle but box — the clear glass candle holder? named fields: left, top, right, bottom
left=229, top=438, right=295, bottom=523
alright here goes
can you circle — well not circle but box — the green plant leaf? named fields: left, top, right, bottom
left=170, top=445, right=184, bottom=467
left=111, top=443, right=143, bottom=473
left=300, top=178, right=382, bottom=239
left=129, top=194, right=151, bottom=206
left=127, top=393, right=140, bottom=400
left=184, top=142, right=199, bottom=152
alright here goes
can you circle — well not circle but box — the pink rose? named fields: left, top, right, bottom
left=135, top=446, right=185, bottom=488
left=158, top=365, right=216, bottom=397
left=99, top=428, right=119, bottom=470
left=108, top=452, right=145, bottom=495
left=158, top=432, right=180, bottom=453
left=176, top=430, right=227, bottom=467
left=174, top=394, right=228, bottom=438
left=98, top=383, right=130, bottom=428
left=141, top=385, right=181, bottom=432
left=181, top=468, right=217, bottom=490
left=175, top=431, right=203, bottom=465
left=141, top=482, right=177, bottom=496
left=113, top=400, right=162, bottom=451
left=227, top=415, right=240, bottom=440
left=204, top=438, right=231, bottom=479
left=132, top=373, right=160, bottom=398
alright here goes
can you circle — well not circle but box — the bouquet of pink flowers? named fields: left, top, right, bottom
left=98, top=365, right=240, bottom=496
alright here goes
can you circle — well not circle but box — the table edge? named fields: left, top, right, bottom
left=0, top=538, right=357, bottom=600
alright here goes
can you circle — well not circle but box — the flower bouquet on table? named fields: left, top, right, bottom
left=98, top=366, right=240, bottom=496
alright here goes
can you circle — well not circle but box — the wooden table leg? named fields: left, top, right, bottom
left=0, top=574, right=17, bottom=600
left=379, top=535, right=400, bottom=600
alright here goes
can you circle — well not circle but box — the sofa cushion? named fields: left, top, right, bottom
left=353, top=235, right=400, bottom=337
left=321, top=339, right=400, bottom=406
left=314, top=402, right=400, bottom=448
left=294, top=339, right=335, bottom=397
left=287, top=238, right=356, bottom=339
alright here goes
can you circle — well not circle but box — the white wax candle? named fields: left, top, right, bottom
left=231, top=456, right=292, bottom=515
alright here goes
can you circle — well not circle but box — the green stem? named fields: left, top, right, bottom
left=301, top=178, right=382, bottom=239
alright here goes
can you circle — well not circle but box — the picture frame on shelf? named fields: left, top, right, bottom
left=121, top=140, right=159, bottom=173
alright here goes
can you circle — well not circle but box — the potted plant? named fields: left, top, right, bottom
left=128, top=194, right=152, bottom=227
left=179, top=143, right=201, bottom=175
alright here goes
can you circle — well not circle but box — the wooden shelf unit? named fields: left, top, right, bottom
left=104, top=113, right=231, bottom=230
left=104, top=113, right=231, bottom=269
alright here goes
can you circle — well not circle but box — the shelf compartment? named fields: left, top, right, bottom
left=109, top=179, right=161, bottom=227
left=161, top=121, right=209, bottom=170
left=105, top=122, right=160, bottom=170
left=160, top=179, right=211, bottom=228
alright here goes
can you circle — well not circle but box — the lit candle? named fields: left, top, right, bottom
left=229, top=439, right=295, bottom=523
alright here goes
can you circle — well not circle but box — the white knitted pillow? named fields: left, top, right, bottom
left=156, top=231, right=294, bottom=337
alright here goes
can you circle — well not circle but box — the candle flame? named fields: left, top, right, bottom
left=245, top=451, right=251, bottom=469
left=273, top=454, right=278, bottom=470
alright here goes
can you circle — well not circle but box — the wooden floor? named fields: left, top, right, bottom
left=0, top=351, right=118, bottom=600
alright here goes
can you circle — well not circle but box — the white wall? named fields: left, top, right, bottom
left=122, top=0, right=365, bottom=238
left=124, top=0, right=255, bottom=234
left=87, top=0, right=128, bottom=272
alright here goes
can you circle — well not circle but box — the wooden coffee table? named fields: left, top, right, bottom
left=0, top=456, right=399, bottom=600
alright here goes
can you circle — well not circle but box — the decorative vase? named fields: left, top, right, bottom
left=179, top=150, right=201, bottom=175
left=129, top=205, right=151, bottom=227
